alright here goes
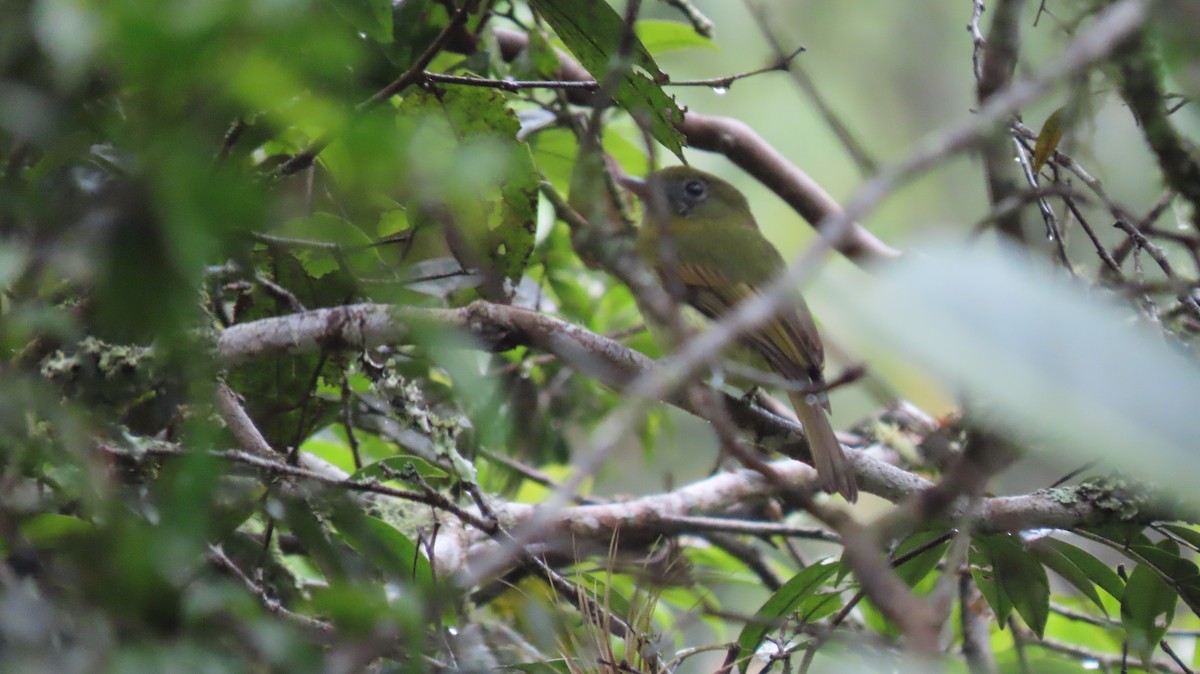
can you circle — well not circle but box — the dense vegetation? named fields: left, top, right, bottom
left=2, top=0, right=1200, bottom=672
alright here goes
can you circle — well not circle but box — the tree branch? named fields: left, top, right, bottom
left=1110, top=12, right=1200, bottom=231
left=215, top=302, right=1183, bottom=534
left=215, top=301, right=929, bottom=498
left=976, top=0, right=1030, bottom=244
left=480, top=28, right=903, bottom=267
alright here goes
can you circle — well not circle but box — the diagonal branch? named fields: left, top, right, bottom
left=478, top=28, right=903, bottom=266
left=1109, top=12, right=1200, bottom=231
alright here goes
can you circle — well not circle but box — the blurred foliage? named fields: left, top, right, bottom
left=2, top=0, right=1200, bottom=672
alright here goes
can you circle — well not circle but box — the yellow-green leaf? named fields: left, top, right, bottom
left=1032, top=107, right=1065, bottom=174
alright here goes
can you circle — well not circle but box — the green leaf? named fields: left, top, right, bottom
left=1041, top=538, right=1125, bottom=600
left=734, top=559, right=839, bottom=673
left=796, top=591, right=844, bottom=623
left=531, top=127, right=579, bottom=192
left=0, top=245, right=25, bottom=290
left=1029, top=539, right=1107, bottom=615
left=337, top=514, right=435, bottom=590
left=1121, top=559, right=1177, bottom=663
left=577, top=571, right=635, bottom=620
left=19, top=513, right=95, bottom=548
left=892, top=529, right=951, bottom=587
left=364, top=0, right=393, bottom=42
left=273, top=212, right=383, bottom=278
left=1130, top=541, right=1199, bottom=583
left=326, top=0, right=393, bottom=43
left=682, top=546, right=761, bottom=587
left=309, top=583, right=390, bottom=634
left=830, top=242, right=1200, bottom=502
left=350, top=455, right=450, bottom=482
left=529, top=0, right=685, bottom=159
left=388, top=0, right=448, bottom=68
left=1127, top=540, right=1200, bottom=618
left=511, top=27, right=561, bottom=80
left=976, top=534, right=1049, bottom=637
left=529, top=0, right=662, bottom=77
left=1031, top=107, right=1064, bottom=174
left=300, top=434, right=359, bottom=474
left=281, top=496, right=368, bottom=582
left=994, top=650, right=1100, bottom=673
left=1161, top=524, right=1200, bottom=553
left=500, top=661, right=574, bottom=674
left=1082, top=523, right=1152, bottom=549
left=635, top=20, right=718, bottom=56
left=1149, top=1, right=1200, bottom=101
left=603, top=120, right=652, bottom=179
left=494, top=143, right=540, bottom=285
left=969, top=561, right=1010, bottom=627
left=396, top=86, right=538, bottom=289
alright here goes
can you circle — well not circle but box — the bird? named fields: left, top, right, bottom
left=619, top=165, right=857, bottom=502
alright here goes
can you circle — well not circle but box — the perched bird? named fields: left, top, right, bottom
left=620, top=165, right=857, bottom=501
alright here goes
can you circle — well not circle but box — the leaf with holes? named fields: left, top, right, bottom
left=529, top=0, right=685, bottom=159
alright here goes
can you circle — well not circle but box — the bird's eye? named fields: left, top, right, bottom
left=683, top=180, right=706, bottom=198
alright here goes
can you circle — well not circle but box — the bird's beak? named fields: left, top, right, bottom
left=617, top=174, right=649, bottom=200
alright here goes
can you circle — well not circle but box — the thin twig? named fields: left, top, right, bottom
left=666, top=46, right=807, bottom=91
left=969, top=0, right=987, bottom=82
left=657, top=0, right=713, bottom=37
left=1013, top=623, right=1182, bottom=673
left=361, top=1, right=479, bottom=107
left=1012, top=135, right=1074, bottom=273
left=207, top=544, right=335, bottom=635
left=745, top=3, right=878, bottom=175
left=422, top=71, right=600, bottom=92
left=274, top=0, right=480, bottom=176
left=1112, top=218, right=1200, bottom=318
left=101, top=442, right=498, bottom=532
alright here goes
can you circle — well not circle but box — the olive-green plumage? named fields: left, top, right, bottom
left=623, top=166, right=857, bottom=502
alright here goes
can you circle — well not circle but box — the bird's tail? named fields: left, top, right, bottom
left=788, top=392, right=858, bottom=502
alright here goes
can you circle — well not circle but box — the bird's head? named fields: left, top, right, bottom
left=620, top=166, right=754, bottom=226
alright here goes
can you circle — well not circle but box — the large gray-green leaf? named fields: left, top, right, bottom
left=829, top=241, right=1199, bottom=498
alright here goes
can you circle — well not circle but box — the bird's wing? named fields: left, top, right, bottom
left=668, top=261, right=825, bottom=381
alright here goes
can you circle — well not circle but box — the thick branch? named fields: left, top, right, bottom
left=453, top=459, right=1177, bottom=583
left=217, top=302, right=915, bottom=493
left=1110, top=14, right=1200, bottom=230
left=214, top=302, right=1186, bottom=537
left=976, top=0, right=1029, bottom=244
